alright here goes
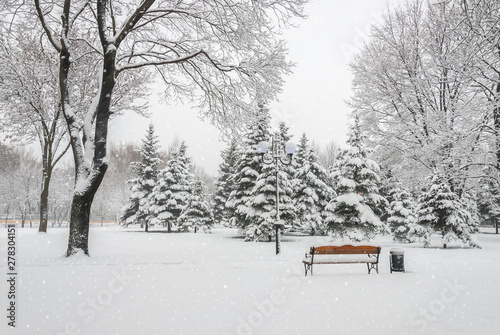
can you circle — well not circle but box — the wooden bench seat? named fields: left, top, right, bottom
left=302, top=245, right=381, bottom=276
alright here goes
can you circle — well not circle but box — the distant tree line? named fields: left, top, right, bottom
left=0, top=138, right=213, bottom=228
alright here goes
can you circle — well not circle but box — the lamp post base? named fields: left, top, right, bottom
left=275, top=224, right=281, bottom=255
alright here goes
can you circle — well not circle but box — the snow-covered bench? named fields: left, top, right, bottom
left=302, top=245, right=381, bottom=276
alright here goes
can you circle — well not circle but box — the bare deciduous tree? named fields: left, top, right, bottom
left=349, top=0, right=485, bottom=193
left=0, top=14, right=70, bottom=232
left=1, top=3, right=150, bottom=233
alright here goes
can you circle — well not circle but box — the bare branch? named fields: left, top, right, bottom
left=34, top=0, right=61, bottom=52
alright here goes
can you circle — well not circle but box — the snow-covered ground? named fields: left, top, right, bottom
left=1, top=226, right=499, bottom=335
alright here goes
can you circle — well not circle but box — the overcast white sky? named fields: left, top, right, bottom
left=108, top=1, right=399, bottom=175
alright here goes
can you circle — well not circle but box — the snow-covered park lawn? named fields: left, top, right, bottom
left=1, top=226, right=499, bottom=335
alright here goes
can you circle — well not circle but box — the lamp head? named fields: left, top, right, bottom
left=256, top=141, right=270, bottom=154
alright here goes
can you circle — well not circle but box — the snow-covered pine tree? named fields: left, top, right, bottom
left=387, top=187, right=417, bottom=243
left=292, top=133, right=310, bottom=204
left=178, top=178, right=214, bottom=233
left=324, top=116, right=388, bottom=242
left=325, top=147, right=345, bottom=191
left=213, top=139, right=239, bottom=226
left=291, top=133, right=309, bottom=230
left=278, top=121, right=292, bottom=143
left=377, top=167, right=397, bottom=222
left=149, top=141, right=193, bottom=232
left=414, top=172, right=480, bottom=248
left=293, top=133, right=309, bottom=169
left=293, top=133, right=333, bottom=235
left=121, top=124, right=161, bottom=229
left=227, top=103, right=272, bottom=234
left=121, top=178, right=139, bottom=226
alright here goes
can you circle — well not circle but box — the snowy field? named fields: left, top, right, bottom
left=1, top=226, right=499, bottom=335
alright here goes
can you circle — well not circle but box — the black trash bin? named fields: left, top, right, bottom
left=390, top=249, right=405, bottom=273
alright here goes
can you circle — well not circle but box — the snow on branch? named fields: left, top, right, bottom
left=117, top=50, right=216, bottom=73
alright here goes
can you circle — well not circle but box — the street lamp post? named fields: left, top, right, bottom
left=257, top=135, right=296, bottom=255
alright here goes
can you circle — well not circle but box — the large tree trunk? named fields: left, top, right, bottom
left=64, top=32, right=115, bottom=256
left=66, top=128, right=109, bottom=256
left=66, top=192, right=95, bottom=256
left=65, top=109, right=112, bottom=256
left=39, top=136, right=55, bottom=233
left=38, top=170, right=51, bottom=233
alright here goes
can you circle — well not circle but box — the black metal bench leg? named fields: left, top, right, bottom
left=304, top=263, right=313, bottom=276
left=305, top=263, right=313, bottom=276
left=367, top=263, right=379, bottom=274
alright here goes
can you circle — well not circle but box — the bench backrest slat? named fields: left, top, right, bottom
left=310, top=245, right=380, bottom=255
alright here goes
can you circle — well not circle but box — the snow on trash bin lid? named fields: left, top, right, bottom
left=390, top=248, right=404, bottom=255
